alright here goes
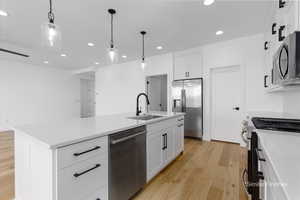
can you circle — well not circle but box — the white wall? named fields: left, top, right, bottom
left=0, top=60, right=80, bottom=129
left=282, top=89, right=300, bottom=117
left=96, top=54, right=173, bottom=116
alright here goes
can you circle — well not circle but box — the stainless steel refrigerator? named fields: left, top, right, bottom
left=172, top=78, right=203, bottom=139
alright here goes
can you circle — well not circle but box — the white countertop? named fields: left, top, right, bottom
left=13, top=112, right=185, bottom=149
left=257, top=129, right=300, bottom=200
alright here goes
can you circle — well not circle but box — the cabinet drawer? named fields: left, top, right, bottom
left=57, top=136, right=108, bottom=169
left=82, top=187, right=108, bottom=200
left=147, top=118, right=177, bottom=133
left=57, top=154, right=108, bottom=200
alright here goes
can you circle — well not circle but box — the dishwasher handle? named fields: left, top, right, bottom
left=111, top=131, right=146, bottom=145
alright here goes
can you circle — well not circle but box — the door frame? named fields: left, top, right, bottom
left=209, top=65, right=246, bottom=145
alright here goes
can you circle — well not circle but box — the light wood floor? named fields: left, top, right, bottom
left=0, top=135, right=247, bottom=200
left=134, top=139, right=248, bottom=200
left=0, top=131, right=14, bottom=200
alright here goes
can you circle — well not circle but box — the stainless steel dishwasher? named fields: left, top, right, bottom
left=109, top=126, right=146, bottom=200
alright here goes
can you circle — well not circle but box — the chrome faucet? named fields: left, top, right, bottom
left=136, top=93, right=150, bottom=116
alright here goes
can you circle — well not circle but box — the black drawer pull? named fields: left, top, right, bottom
left=73, top=146, right=101, bottom=157
left=278, top=25, right=285, bottom=42
left=264, top=75, right=268, bottom=88
left=264, top=41, right=269, bottom=50
left=272, top=23, right=277, bottom=35
left=256, top=148, right=266, bottom=162
left=279, top=0, right=286, bottom=8
left=73, top=164, right=101, bottom=178
left=177, top=124, right=184, bottom=127
left=96, top=198, right=101, bottom=200
left=257, top=171, right=264, bottom=180
left=178, top=118, right=184, bottom=121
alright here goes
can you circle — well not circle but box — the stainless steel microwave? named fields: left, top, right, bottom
left=273, top=31, right=300, bottom=85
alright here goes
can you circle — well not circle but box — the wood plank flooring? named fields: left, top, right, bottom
left=134, top=139, right=248, bottom=200
left=0, top=131, right=14, bottom=200
left=0, top=135, right=247, bottom=200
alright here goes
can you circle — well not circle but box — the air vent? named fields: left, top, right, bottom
left=0, top=48, right=29, bottom=57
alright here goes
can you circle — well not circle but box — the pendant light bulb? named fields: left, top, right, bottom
left=107, top=9, right=118, bottom=64
left=141, top=60, right=146, bottom=70
left=107, top=46, right=118, bottom=63
left=41, top=0, right=61, bottom=49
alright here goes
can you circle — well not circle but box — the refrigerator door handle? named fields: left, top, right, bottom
left=181, top=89, right=186, bottom=112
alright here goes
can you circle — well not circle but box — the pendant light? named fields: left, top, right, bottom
left=41, top=0, right=62, bottom=49
left=140, top=31, right=146, bottom=69
left=107, top=9, right=118, bottom=63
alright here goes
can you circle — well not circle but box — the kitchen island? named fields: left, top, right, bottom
left=13, top=112, right=185, bottom=200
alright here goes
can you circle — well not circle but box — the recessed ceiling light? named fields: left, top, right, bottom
left=216, top=30, right=224, bottom=35
left=156, top=46, right=163, bottom=50
left=95, top=62, right=100, bottom=65
left=0, top=10, right=8, bottom=17
left=44, top=61, right=49, bottom=64
left=61, top=54, right=67, bottom=57
left=88, top=43, right=95, bottom=47
left=204, top=0, right=215, bottom=6
left=122, top=55, right=127, bottom=58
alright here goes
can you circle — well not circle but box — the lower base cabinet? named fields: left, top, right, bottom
left=146, top=116, right=185, bottom=182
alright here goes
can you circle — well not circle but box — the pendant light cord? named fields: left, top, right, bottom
left=48, top=0, right=55, bottom=23
left=142, top=34, right=145, bottom=61
left=110, top=13, right=114, bottom=48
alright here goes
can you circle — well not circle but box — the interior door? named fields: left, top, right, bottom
left=211, top=66, right=242, bottom=144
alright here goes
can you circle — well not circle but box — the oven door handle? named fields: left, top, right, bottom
left=242, top=169, right=250, bottom=196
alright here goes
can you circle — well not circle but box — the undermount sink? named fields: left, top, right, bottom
left=128, top=115, right=163, bottom=121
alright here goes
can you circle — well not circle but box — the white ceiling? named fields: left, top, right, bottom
left=0, top=0, right=272, bottom=70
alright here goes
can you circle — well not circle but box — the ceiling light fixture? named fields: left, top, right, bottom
left=122, top=55, right=127, bottom=58
left=61, top=54, right=66, bottom=57
left=95, top=62, right=99, bottom=65
left=44, top=61, right=49, bottom=64
left=140, top=31, right=147, bottom=70
left=107, top=9, right=118, bottom=63
left=204, top=0, right=215, bottom=6
left=156, top=46, right=163, bottom=50
left=216, top=30, right=224, bottom=35
left=0, top=10, right=8, bottom=17
left=41, top=0, right=62, bottom=49
left=88, top=43, right=95, bottom=47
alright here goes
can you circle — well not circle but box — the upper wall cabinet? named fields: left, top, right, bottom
left=173, top=48, right=203, bottom=80
left=263, top=0, right=300, bottom=89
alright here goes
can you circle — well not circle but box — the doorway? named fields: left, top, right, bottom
left=146, top=75, right=168, bottom=112
left=79, top=72, right=96, bottom=118
left=210, top=65, right=243, bottom=144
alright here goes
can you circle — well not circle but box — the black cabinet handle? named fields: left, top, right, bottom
left=256, top=148, right=266, bottom=162
left=272, top=23, right=277, bottom=35
left=257, top=171, right=264, bottom=180
left=73, top=164, right=101, bottom=178
left=264, top=41, right=269, bottom=50
left=264, top=75, right=269, bottom=88
left=279, top=0, right=286, bottom=8
left=278, top=25, right=286, bottom=42
left=73, top=146, right=101, bottom=157
left=162, top=134, right=167, bottom=150
left=177, top=124, right=184, bottom=127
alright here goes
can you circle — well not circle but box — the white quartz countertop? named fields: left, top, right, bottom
left=13, top=112, right=185, bottom=149
left=257, top=129, right=300, bottom=200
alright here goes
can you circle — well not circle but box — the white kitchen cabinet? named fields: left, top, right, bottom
left=173, top=48, right=202, bottom=80
left=174, top=120, right=184, bottom=156
left=262, top=0, right=300, bottom=89
left=162, top=127, right=175, bottom=166
left=146, top=130, right=164, bottom=182
left=146, top=116, right=185, bottom=182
